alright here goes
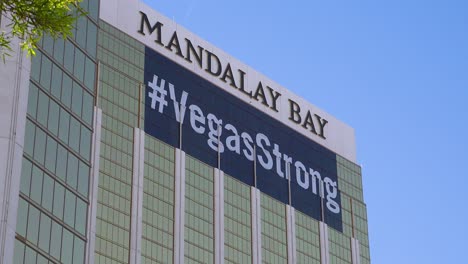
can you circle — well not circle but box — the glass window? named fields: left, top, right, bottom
left=30, top=165, right=44, bottom=204
left=88, top=0, right=98, bottom=20
left=24, top=120, right=35, bottom=156
left=73, top=237, right=85, bottom=264
left=47, top=100, right=60, bottom=136
left=39, top=55, right=52, bottom=91
left=20, top=158, right=32, bottom=196
left=74, top=49, right=85, bottom=82
left=61, top=74, right=72, bottom=108
left=76, top=16, right=87, bottom=48
left=64, top=190, right=76, bottom=227
left=27, top=205, right=40, bottom=244
left=72, top=81, right=83, bottom=116
left=67, top=154, right=78, bottom=189
left=51, top=64, right=63, bottom=99
left=86, top=22, right=97, bottom=58
left=64, top=41, right=75, bottom=73
left=82, top=91, right=93, bottom=125
left=78, top=162, right=89, bottom=197
left=42, top=174, right=54, bottom=212
left=50, top=221, right=63, bottom=260
left=30, top=51, right=42, bottom=81
left=24, top=246, right=37, bottom=264
left=53, top=38, right=65, bottom=64
left=33, top=128, right=46, bottom=165
left=61, top=228, right=74, bottom=263
left=75, top=198, right=87, bottom=235
left=27, top=83, right=38, bottom=118
left=45, top=136, right=57, bottom=173
left=38, top=213, right=52, bottom=252
left=84, top=57, right=95, bottom=90
left=16, top=198, right=29, bottom=237
left=53, top=183, right=65, bottom=220
left=80, top=126, right=91, bottom=161
left=42, top=34, right=54, bottom=55
left=37, top=90, right=49, bottom=127
left=69, top=117, right=80, bottom=152
left=56, top=144, right=68, bottom=181
left=37, top=254, right=48, bottom=264
left=58, top=109, right=70, bottom=144
left=13, top=240, right=25, bottom=264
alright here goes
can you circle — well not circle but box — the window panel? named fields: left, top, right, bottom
left=56, top=144, right=68, bottom=181
left=61, top=74, right=72, bottom=108
left=51, top=64, right=63, bottom=99
left=64, top=41, right=75, bottom=73
left=13, top=240, right=25, bottom=264
left=42, top=34, right=54, bottom=55
left=58, top=109, right=70, bottom=144
left=67, top=154, right=79, bottom=189
left=74, top=49, right=85, bottom=82
left=20, top=158, right=32, bottom=196
left=53, top=38, right=65, bottom=64
left=64, top=190, right=76, bottom=228
left=50, top=221, right=63, bottom=260
left=38, top=213, right=52, bottom=252
left=84, top=56, right=95, bottom=90
left=42, top=174, right=54, bottom=212
left=16, top=198, right=29, bottom=237
left=37, top=90, right=49, bottom=127
left=72, top=81, right=83, bottom=116
left=69, top=117, right=81, bottom=153
left=76, top=16, right=87, bottom=49
left=61, top=228, right=74, bottom=264
left=24, top=120, right=35, bottom=156
left=73, top=237, right=85, bottom=264
left=53, top=183, right=65, bottom=220
left=47, top=100, right=60, bottom=136
left=37, top=254, right=48, bottom=264
left=33, top=128, right=46, bottom=165
left=82, top=91, right=93, bottom=125
left=24, top=246, right=37, bottom=264
left=78, top=162, right=89, bottom=197
left=31, top=52, right=42, bottom=81
left=39, top=55, right=52, bottom=91
left=27, top=205, right=40, bottom=244
left=88, top=0, right=98, bottom=20
left=80, top=126, right=91, bottom=161
left=27, top=83, right=38, bottom=118
left=45, top=136, right=58, bottom=173
left=75, top=198, right=87, bottom=235
left=30, top=166, right=44, bottom=204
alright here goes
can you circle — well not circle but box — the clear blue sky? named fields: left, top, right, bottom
left=144, top=1, right=468, bottom=263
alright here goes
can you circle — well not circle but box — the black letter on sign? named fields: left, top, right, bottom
left=288, top=99, right=301, bottom=124
left=315, top=114, right=328, bottom=139
left=138, top=11, right=164, bottom=46
left=205, top=50, right=222, bottom=77
left=166, top=31, right=184, bottom=58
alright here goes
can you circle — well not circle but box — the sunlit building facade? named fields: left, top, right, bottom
left=0, top=0, right=370, bottom=263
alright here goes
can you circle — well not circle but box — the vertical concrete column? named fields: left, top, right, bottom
left=85, top=107, right=103, bottom=264
left=129, top=128, right=145, bottom=264
left=319, top=222, right=330, bottom=264
left=286, top=205, right=296, bottom=264
left=0, top=12, right=31, bottom=264
left=351, top=238, right=361, bottom=264
left=251, top=187, right=262, bottom=264
left=174, top=149, right=186, bottom=264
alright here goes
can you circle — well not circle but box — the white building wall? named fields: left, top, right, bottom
left=0, top=12, right=31, bottom=264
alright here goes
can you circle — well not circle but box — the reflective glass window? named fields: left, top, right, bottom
left=53, top=183, right=65, bottom=220
left=45, top=136, right=57, bottom=173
